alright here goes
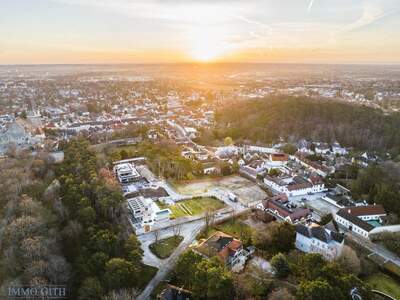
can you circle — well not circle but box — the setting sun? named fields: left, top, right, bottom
left=188, top=26, right=230, bottom=62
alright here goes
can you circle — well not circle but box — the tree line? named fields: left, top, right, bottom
left=55, top=138, right=148, bottom=299
left=212, top=96, right=400, bottom=156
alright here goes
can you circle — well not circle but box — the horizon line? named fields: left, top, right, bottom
left=1, top=61, right=400, bottom=67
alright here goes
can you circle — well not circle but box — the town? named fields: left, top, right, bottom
left=1, top=64, right=400, bottom=300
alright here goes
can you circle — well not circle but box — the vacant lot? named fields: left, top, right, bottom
left=149, top=236, right=184, bottom=259
left=157, top=197, right=225, bottom=218
left=366, top=272, right=400, bottom=299
left=173, top=175, right=268, bottom=206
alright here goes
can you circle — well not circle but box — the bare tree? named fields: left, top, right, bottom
left=172, top=224, right=182, bottom=238
left=103, top=288, right=140, bottom=300
left=204, top=210, right=216, bottom=234
left=335, top=245, right=361, bottom=275
left=230, top=207, right=236, bottom=224
left=153, top=230, right=160, bottom=244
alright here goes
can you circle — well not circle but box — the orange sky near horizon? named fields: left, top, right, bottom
left=1, top=0, right=400, bottom=65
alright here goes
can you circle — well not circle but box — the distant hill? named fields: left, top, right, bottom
left=215, top=96, right=400, bottom=155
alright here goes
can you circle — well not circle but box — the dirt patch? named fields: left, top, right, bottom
left=173, top=175, right=268, bottom=206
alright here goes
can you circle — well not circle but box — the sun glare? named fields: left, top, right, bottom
left=188, top=26, right=229, bottom=62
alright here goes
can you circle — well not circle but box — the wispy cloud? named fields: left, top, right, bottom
left=307, top=0, right=315, bottom=13
left=342, top=3, right=398, bottom=32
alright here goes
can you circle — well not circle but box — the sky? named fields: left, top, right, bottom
left=0, top=0, right=400, bottom=64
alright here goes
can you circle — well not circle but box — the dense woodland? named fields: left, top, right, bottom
left=0, top=139, right=152, bottom=299
left=209, top=96, right=400, bottom=156
left=56, top=139, right=152, bottom=299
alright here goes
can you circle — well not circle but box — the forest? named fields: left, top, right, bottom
left=0, top=139, right=153, bottom=299
left=209, top=96, right=400, bottom=156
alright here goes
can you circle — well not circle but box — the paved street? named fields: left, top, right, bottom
left=343, top=227, right=400, bottom=267
left=137, top=206, right=251, bottom=299
left=137, top=219, right=204, bottom=300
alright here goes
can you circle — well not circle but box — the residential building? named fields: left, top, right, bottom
left=195, top=231, right=249, bottom=270
left=114, top=162, right=142, bottom=184
left=257, top=194, right=311, bottom=223
left=334, top=205, right=387, bottom=238
left=263, top=174, right=326, bottom=197
left=127, top=196, right=171, bottom=227
left=295, top=223, right=344, bottom=260
left=268, top=153, right=289, bottom=166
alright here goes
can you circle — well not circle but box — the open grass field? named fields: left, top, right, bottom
left=149, top=236, right=184, bottom=259
left=158, top=197, right=226, bottom=218
left=365, top=272, right=400, bottom=299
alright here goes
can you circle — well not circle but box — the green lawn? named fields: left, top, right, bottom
left=215, top=219, right=253, bottom=239
left=366, top=272, right=400, bottom=299
left=149, top=236, right=184, bottom=259
left=198, top=216, right=254, bottom=246
left=157, top=197, right=225, bottom=219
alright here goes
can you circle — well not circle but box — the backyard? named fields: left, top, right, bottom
left=157, top=197, right=225, bottom=218
left=149, top=236, right=184, bottom=259
left=198, top=214, right=254, bottom=246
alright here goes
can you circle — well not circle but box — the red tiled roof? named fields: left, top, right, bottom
left=270, top=153, right=289, bottom=161
left=343, top=205, right=386, bottom=217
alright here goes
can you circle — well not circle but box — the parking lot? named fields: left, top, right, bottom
left=288, top=192, right=340, bottom=217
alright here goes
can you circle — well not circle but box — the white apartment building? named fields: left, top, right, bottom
left=114, top=163, right=142, bottom=184
left=295, top=223, right=344, bottom=260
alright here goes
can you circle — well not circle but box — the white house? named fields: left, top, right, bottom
left=263, top=175, right=326, bottom=197
left=295, top=223, right=344, bottom=260
left=215, top=146, right=239, bottom=159
left=114, top=162, right=142, bottom=184
left=127, top=196, right=170, bottom=227
left=314, top=142, right=331, bottom=155
left=334, top=205, right=386, bottom=239
left=332, top=142, right=348, bottom=156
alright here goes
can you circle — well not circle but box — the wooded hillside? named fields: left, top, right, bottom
left=214, top=97, right=400, bottom=155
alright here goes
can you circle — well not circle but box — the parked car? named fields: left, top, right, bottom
left=227, top=192, right=238, bottom=202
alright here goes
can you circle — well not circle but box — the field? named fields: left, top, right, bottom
left=149, top=236, right=184, bottom=259
left=157, top=197, right=225, bottom=218
left=172, top=175, right=268, bottom=206
left=365, top=272, right=400, bottom=299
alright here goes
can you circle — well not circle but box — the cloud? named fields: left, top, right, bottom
left=344, top=3, right=387, bottom=31
left=307, top=0, right=315, bottom=13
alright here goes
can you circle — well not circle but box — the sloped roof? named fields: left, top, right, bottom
left=336, top=209, right=374, bottom=232
left=196, top=231, right=242, bottom=264
left=343, top=205, right=386, bottom=217
left=296, top=223, right=344, bottom=244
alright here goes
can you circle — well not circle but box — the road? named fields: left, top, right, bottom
left=137, top=219, right=204, bottom=300
left=137, top=206, right=251, bottom=299
left=345, top=229, right=400, bottom=267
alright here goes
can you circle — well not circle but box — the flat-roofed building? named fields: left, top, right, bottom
left=114, top=162, right=142, bottom=184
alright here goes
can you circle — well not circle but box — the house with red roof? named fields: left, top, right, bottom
left=195, top=231, right=250, bottom=271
